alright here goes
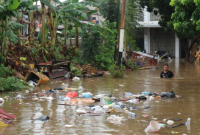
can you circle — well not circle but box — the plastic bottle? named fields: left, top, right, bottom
left=93, top=106, right=105, bottom=114
left=41, top=89, right=46, bottom=93
left=63, top=97, right=70, bottom=101
left=185, top=118, right=191, bottom=130
left=125, top=92, right=133, bottom=98
left=126, top=99, right=139, bottom=104
left=185, top=118, right=191, bottom=125
left=117, top=102, right=124, bottom=108
left=126, top=111, right=136, bottom=119
left=149, top=96, right=155, bottom=101
left=85, top=106, right=98, bottom=111
left=128, top=112, right=136, bottom=117
left=111, top=103, right=121, bottom=109
left=100, top=97, right=107, bottom=105
left=103, top=105, right=110, bottom=110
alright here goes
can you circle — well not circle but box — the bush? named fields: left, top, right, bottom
left=109, top=63, right=125, bottom=78
left=0, top=64, right=14, bottom=78
left=0, top=77, right=28, bottom=91
left=0, top=64, right=29, bottom=91
left=81, top=21, right=117, bottom=70
left=126, top=59, right=139, bottom=70
left=70, top=63, right=82, bottom=77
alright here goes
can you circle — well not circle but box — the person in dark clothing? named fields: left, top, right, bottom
left=160, top=64, right=174, bottom=78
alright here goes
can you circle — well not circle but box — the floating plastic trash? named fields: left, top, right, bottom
left=144, top=121, right=161, bottom=133
left=142, top=92, right=151, bottom=95
left=167, top=120, right=174, bottom=125
left=64, top=125, right=74, bottom=128
left=65, top=92, right=78, bottom=98
left=72, top=77, right=80, bottom=81
left=107, top=115, right=125, bottom=124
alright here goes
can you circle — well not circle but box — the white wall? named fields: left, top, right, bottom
left=144, top=28, right=150, bottom=53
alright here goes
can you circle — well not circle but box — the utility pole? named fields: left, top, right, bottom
left=114, top=0, right=120, bottom=61
left=118, top=0, right=126, bottom=66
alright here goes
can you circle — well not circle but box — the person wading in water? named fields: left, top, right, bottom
left=160, top=64, right=174, bottom=78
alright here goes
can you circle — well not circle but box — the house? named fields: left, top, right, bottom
left=82, top=6, right=104, bottom=25
left=138, top=7, right=180, bottom=58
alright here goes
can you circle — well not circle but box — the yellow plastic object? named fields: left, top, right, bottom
left=29, top=64, right=34, bottom=69
left=0, top=121, right=8, bottom=127
left=26, top=71, right=50, bottom=85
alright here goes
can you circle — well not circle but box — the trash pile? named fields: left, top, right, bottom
left=0, top=109, right=16, bottom=127
left=0, top=80, right=189, bottom=134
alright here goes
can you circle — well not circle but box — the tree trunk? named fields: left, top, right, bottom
left=51, top=17, right=58, bottom=51
left=17, top=10, right=21, bottom=44
left=0, top=21, right=3, bottom=48
left=48, top=1, right=53, bottom=44
left=75, top=27, right=79, bottom=48
left=2, top=16, right=8, bottom=57
left=64, top=15, right=68, bottom=46
left=41, top=2, right=46, bottom=48
left=29, top=12, right=35, bottom=45
left=180, top=38, right=190, bottom=62
left=69, top=30, right=72, bottom=46
left=189, top=36, right=200, bottom=51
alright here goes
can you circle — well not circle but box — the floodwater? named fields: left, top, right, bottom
left=1, top=59, right=200, bottom=135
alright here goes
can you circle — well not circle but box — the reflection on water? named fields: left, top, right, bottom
left=0, top=59, right=200, bottom=134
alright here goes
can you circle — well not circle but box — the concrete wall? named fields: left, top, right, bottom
left=150, top=28, right=175, bottom=56
left=65, top=38, right=82, bottom=47
left=150, top=11, right=160, bottom=21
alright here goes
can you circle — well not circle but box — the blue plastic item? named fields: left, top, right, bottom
left=83, top=94, right=92, bottom=98
left=142, top=92, right=151, bottom=95
left=137, top=61, right=142, bottom=66
left=46, top=89, right=54, bottom=94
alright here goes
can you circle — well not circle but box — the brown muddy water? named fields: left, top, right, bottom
left=1, top=59, right=200, bottom=135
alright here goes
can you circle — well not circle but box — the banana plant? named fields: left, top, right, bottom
left=47, top=0, right=98, bottom=50
left=18, top=0, right=39, bottom=45
left=0, top=0, right=26, bottom=58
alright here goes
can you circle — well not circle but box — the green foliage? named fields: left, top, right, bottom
left=0, top=64, right=28, bottom=91
left=0, top=77, right=28, bottom=91
left=95, top=21, right=117, bottom=70
left=38, top=29, right=42, bottom=43
left=70, top=63, right=82, bottom=76
left=140, top=0, right=200, bottom=60
left=8, top=21, right=25, bottom=30
left=7, top=30, right=19, bottom=43
left=109, top=63, right=125, bottom=78
left=53, top=46, right=65, bottom=60
left=170, top=0, right=200, bottom=39
left=81, top=21, right=117, bottom=70
left=66, top=28, right=83, bottom=38
left=127, top=37, right=140, bottom=51
left=0, top=55, right=6, bottom=64
left=126, top=59, right=139, bottom=70
left=8, top=0, right=21, bottom=10
left=71, top=48, right=81, bottom=63
left=0, top=64, right=14, bottom=78
left=99, top=0, right=118, bottom=23
left=125, top=0, right=140, bottom=38
left=81, top=23, right=101, bottom=64
left=140, top=0, right=174, bottom=32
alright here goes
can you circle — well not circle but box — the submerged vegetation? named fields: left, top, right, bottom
left=0, top=64, right=28, bottom=91
left=109, top=63, right=125, bottom=78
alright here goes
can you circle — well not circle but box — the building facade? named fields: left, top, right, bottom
left=138, top=7, right=180, bottom=58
